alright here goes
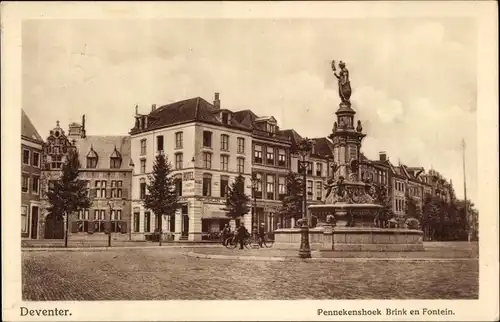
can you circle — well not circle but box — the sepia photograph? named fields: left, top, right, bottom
left=2, top=1, right=498, bottom=321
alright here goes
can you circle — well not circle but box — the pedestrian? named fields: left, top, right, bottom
left=221, top=224, right=231, bottom=246
left=236, top=223, right=248, bottom=250
left=258, top=223, right=266, bottom=247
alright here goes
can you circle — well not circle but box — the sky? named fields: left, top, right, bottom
left=22, top=18, right=477, bottom=202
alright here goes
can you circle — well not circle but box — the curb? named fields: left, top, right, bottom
left=186, top=252, right=478, bottom=262
left=22, top=245, right=220, bottom=252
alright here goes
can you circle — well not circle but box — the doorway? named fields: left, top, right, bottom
left=31, top=206, right=39, bottom=239
left=181, top=205, right=189, bottom=237
left=44, top=213, right=64, bottom=239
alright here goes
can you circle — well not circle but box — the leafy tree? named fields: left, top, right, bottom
left=422, top=195, right=442, bottom=241
left=143, top=153, right=179, bottom=246
left=405, top=194, right=422, bottom=223
left=278, top=171, right=303, bottom=224
left=47, top=149, right=91, bottom=247
left=224, top=175, right=250, bottom=224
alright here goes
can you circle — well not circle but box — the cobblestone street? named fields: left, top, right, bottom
left=22, top=243, right=478, bottom=300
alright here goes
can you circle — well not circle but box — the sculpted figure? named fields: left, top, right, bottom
left=331, top=60, right=352, bottom=103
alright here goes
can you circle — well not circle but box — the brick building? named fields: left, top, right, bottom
left=39, top=117, right=133, bottom=241
left=21, top=109, right=44, bottom=239
left=232, top=111, right=292, bottom=232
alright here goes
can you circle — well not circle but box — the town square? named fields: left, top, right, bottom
left=17, top=14, right=484, bottom=305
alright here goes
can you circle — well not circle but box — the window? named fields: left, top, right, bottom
left=21, top=205, right=28, bottom=233
left=220, top=176, right=229, bottom=198
left=94, top=180, right=107, bottom=198
left=22, top=174, right=29, bottom=193
left=32, top=176, right=40, bottom=195
left=307, top=162, right=313, bottom=176
left=94, top=210, right=106, bottom=232
left=267, top=122, right=275, bottom=133
left=111, top=180, right=123, bottom=198
left=266, top=175, right=275, bottom=200
left=237, top=138, right=245, bottom=154
left=266, top=147, right=274, bottom=165
left=144, top=212, right=151, bottom=233
left=140, top=159, right=146, bottom=174
left=254, top=173, right=263, bottom=199
left=278, top=176, right=286, bottom=200
left=237, top=158, right=245, bottom=173
left=203, top=152, right=212, bottom=169
left=87, top=156, right=98, bottom=168
left=32, top=152, right=40, bottom=167
left=110, top=157, right=122, bottom=169
left=254, top=145, right=263, bottom=163
left=157, top=135, right=164, bottom=152
left=222, top=113, right=229, bottom=124
left=140, top=139, right=147, bottom=155
left=316, top=163, right=323, bottom=177
left=175, top=132, right=183, bottom=149
left=220, top=155, right=229, bottom=171
left=140, top=181, right=146, bottom=199
left=175, top=153, right=183, bottom=170
left=220, top=134, right=229, bottom=151
left=278, top=149, right=286, bottom=167
left=316, top=182, right=322, bottom=201
left=51, top=155, right=63, bottom=169
left=203, top=174, right=212, bottom=197
left=175, top=176, right=182, bottom=196
left=307, top=180, right=313, bottom=200
left=76, top=209, right=90, bottom=233
left=203, top=131, right=212, bottom=148
left=133, top=212, right=140, bottom=232
left=22, top=149, right=30, bottom=165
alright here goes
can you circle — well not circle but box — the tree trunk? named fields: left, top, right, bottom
left=158, top=214, right=162, bottom=246
left=64, top=211, right=69, bottom=248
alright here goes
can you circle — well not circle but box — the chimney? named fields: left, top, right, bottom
left=135, top=104, right=138, bottom=115
left=151, top=104, right=156, bottom=112
left=81, top=114, right=86, bottom=138
left=379, top=151, right=387, bottom=162
left=214, top=92, right=220, bottom=109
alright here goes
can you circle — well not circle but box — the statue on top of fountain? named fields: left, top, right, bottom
left=331, top=60, right=352, bottom=104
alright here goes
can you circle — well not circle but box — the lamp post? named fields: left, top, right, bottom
left=297, top=138, right=313, bottom=259
left=106, top=200, right=112, bottom=247
left=251, top=173, right=260, bottom=247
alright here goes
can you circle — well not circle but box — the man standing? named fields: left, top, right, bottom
left=236, top=223, right=248, bottom=250
left=258, top=223, right=266, bottom=247
left=221, top=224, right=231, bottom=246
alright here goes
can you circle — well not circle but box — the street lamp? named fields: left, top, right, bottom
left=251, top=173, right=260, bottom=247
left=106, top=200, right=113, bottom=247
left=297, top=137, right=313, bottom=259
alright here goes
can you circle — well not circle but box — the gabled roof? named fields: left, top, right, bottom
left=232, top=109, right=259, bottom=129
left=21, top=109, right=43, bottom=143
left=311, top=137, right=334, bottom=158
left=131, top=97, right=251, bottom=134
left=75, top=136, right=132, bottom=170
left=279, top=129, right=303, bottom=150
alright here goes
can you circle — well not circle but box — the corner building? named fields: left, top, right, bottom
left=129, top=94, right=253, bottom=241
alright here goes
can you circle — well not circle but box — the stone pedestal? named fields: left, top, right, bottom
left=322, top=224, right=334, bottom=250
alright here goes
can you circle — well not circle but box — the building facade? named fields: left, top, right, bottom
left=21, top=110, right=44, bottom=239
left=233, top=111, right=292, bottom=232
left=129, top=94, right=253, bottom=241
left=39, top=118, right=133, bottom=241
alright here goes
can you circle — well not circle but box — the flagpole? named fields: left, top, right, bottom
left=462, top=139, right=470, bottom=242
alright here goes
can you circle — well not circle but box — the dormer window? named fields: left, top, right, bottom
left=86, top=146, right=98, bottom=169
left=110, top=147, right=122, bottom=169
left=222, top=112, right=229, bottom=125
left=267, top=123, right=275, bottom=133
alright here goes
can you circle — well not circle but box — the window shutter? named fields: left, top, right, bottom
left=88, top=221, right=95, bottom=234
left=71, top=221, right=79, bottom=233
left=89, top=188, right=97, bottom=198
left=122, top=188, right=128, bottom=199
left=121, top=221, right=127, bottom=234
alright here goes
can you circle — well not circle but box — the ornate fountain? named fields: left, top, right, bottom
left=273, top=61, right=424, bottom=252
